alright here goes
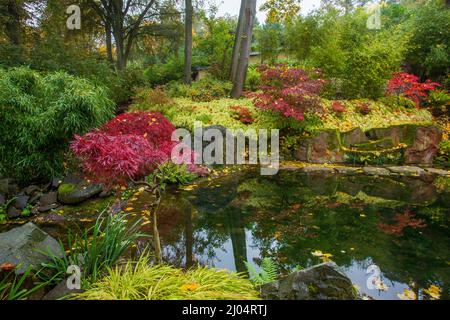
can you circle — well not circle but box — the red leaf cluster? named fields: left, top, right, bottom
left=331, top=101, right=347, bottom=114
left=386, top=72, right=440, bottom=108
left=378, top=211, right=427, bottom=236
left=252, top=64, right=326, bottom=121
left=356, top=102, right=371, bottom=115
left=71, top=111, right=194, bottom=186
left=230, top=106, right=255, bottom=124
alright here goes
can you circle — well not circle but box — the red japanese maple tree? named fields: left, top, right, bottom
left=252, top=64, right=326, bottom=121
left=71, top=111, right=195, bottom=186
left=386, top=72, right=440, bottom=108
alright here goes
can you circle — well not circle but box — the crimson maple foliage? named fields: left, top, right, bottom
left=252, top=64, right=326, bottom=121
left=386, top=72, right=440, bottom=108
left=230, top=106, right=255, bottom=124
left=71, top=111, right=194, bottom=186
left=331, top=101, right=347, bottom=114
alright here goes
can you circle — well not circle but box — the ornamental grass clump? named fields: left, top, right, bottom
left=75, top=253, right=260, bottom=300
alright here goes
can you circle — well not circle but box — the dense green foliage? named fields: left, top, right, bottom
left=285, top=7, right=407, bottom=99
left=0, top=67, right=115, bottom=183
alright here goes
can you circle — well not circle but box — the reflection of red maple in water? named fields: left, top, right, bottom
left=378, top=211, right=427, bottom=235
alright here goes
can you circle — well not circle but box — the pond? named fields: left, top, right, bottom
left=2, top=167, right=448, bottom=300
left=143, top=168, right=449, bottom=300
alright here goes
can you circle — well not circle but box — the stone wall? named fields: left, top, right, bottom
left=294, top=124, right=442, bottom=166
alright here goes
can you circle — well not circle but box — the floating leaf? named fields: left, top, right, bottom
left=423, top=285, right=441, bottom=300
left=397, top=289, right=417, bottom=300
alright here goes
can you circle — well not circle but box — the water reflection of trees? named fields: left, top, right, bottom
left=157, top=171, right=449, bottom=298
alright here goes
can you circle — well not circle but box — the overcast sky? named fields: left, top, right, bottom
left=216, top=0, right=320, bottom=22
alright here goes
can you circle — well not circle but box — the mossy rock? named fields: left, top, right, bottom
left=57, top=182, right=103, bottom=205
left=352, top=138, right=395, bottom=151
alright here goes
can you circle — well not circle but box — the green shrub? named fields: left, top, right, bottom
left=130, top=87, right=175, bottom=111
left=75, top=253, right=260, bottom=300
left=245, top=65, right=261, bottom=91
left=166, top=78, right=232, bottom=102
left=147, top=162, right=198, bottom=190
left=144, top=55, right=184, bottom=86
left=0, top=67, right=115, bottom=183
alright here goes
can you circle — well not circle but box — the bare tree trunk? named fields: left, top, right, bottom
left=5, top=0, right=22, bottom=46
left=105, top=22, right=113, bottom=64
left=231, top=0, right=256, bottom=99
left=184, top=0, right=193, bottom=84
left=230, top=0, right=246, bottom=82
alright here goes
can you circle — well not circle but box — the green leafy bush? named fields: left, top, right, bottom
left=166, top=78, right=232, bottom=102
left=245, top=65, right=261, bottom=91
left=146, top=162, right=198, bottom=190
left=144, top=55, right=185, bottom=86
left=0, top=67, right=115, bottom=183
left=130, top=87, right=175, bottom=112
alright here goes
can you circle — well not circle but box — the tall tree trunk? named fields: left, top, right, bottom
left=184, top=0, right=193, bottom=84
left=105, top=22, right=113, bottom=64
left=5, top=0, right=22, bottom=46
left=230, top=0, right=246, bottom=82
left=231, top=0, right=256, bottom=99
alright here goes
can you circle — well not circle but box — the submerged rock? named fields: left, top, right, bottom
left=58, top=182, right=103, bottom=205
left=260, top=262, right=358, bottom=300
left=0, top=222, right=64, bottom=274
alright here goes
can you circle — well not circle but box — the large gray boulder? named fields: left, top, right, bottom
left=0, top=222, right=64, bottom=274
left=57, top=182, right=103, bottom=205
left=260, top=262, right=359, bottom=300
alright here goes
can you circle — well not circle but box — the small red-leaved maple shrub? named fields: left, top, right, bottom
left=71, top=111, right=196, bottom=186
left=356, top=102, right=371, bottom=115
left=386, top=72, right=440, bottom=108
left=230, top=106, right=255, bottom=124
left=252, top=64, right=326, bottom=121
left=331, top=101, right=347, bottom=114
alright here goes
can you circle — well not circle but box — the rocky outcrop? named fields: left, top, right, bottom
left=404, top=126, right=442, bottom=165
left=295, top=130, right=343, bottom=163
left=0, top=222, right=64, bottom=274
left=260, top=262, right=358, bottom=300
left=293, top=124, right=442, bottom=166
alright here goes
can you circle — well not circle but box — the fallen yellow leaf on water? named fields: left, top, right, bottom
left=142, top=221, right=150, bottom=226
left=360, top=214, right=366, bottom=218
left=311, top=250, right=323, bottom=257
left=373, top=278, right=389, bottom=291
left=397, top=289, right=417, bottom=300
left=141, top=210, right=151, bottom=216
left=423, top=285, right=441, bottom=300
left=124, top=207, right=134, bottom=212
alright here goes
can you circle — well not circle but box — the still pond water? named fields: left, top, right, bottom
left=146, top=168, right=449, bottom=300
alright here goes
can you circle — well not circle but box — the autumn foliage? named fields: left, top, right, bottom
left=71, top=112, right=187, bottom=185
left=378, top=211, right=426, bottom=236
left=230, top=106, right=255, bottom=124
left=252, top=64, right=326, bottom=121
left=331, top=101, right=347, bottom=114
left=386, top=72, right=440, bottom=108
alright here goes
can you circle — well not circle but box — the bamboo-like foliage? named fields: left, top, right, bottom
left=0, top=67, right=115, bottom=183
